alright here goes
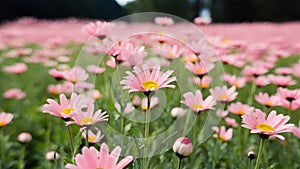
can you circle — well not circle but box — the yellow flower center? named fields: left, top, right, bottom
left=193, top=104, right=204, bottom=110
left=71, top=77, right=78, bottom=83
left=88, top=135, right=96, bottom=142
left=141, top=80, right=158, bottom=91
left=196, top=68, right=204, bottom=74
left=218, top=95, right=227, bottom=100
left=222, top=39, right=231, bottom=45
left=60, top=108, right=74, bottom=115
left=201, top=83, right=208, bottom=89
left=233, top=82, right=239, bottom=88
left=256, top=123, right=274, bottom=132
left=220, top=136, right=227, bottom=142
left=237, top=110, right=245, bottom=115
left=183, top=57, right=197, bottom=63
left=80, top=117, right=94, bottom=125
left=167, top=53, right=175, bottom=58
left=0, top=121, right=7, bottom=127
left=266, top=101, right=273, bottom=107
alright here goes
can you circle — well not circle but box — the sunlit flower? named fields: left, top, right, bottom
left=241, top=109, right=294, bottom=140
left=227, top=102, right=254, bottom=116
left=210, top=86, right=238, bottom=102
left=67, top=103, right=108, bottom=127
left=181, top=90, right=215, bottom=114
left=65, top=143, right=133, bottom=169
left=0, top=112, right=13, bottom=127
left=120, top=65, right=176, bottom=94
left=43, top=93, right=86, bottom=119
left=3, top=88, right=26, bottom=99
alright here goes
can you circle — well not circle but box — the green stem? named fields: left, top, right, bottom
left=67, top=125, right=75, bottom=158
left=177, top=157, right=183, bottom=169
left=0, top=129, right=5, bottom=168
left=143, top=94, right=152, bottom=169
left=254, top=139, right=266, bottom=169
left=85, top=128, right=89, bottom=147
left=247, top=80, right=256, bottom=106
left=18, top=145, right=25, bottom=169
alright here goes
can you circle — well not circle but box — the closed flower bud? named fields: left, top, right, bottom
left=247, top=151, right=256, bottom=160
left=173, top=137, right=193, bottom=158
left=17, top=132, right=32, bottom=143
left=46, top=151, right=60, bottom=161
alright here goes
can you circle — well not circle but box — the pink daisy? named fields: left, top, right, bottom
left=86, top=64, right=105, bottom=74
left=186, top=61, right=214, bottom=78
left=241, top=109, right=294, bottom=140
left=62, top=66, right=89, bottom=83
left=65, top=143, right=133, bottom=169
left=209, top=86, right=238, bottom=103
left=194, top=17, right=212, bottom=25
left=0, top=112, right=14, bottom=127
left=154, top=17, right=174, bottom=26
left=82, top=21, right=115, bottom=39
left=82, top=127, right=104, bottom=144
left=255, top=92, right=281, bottom=107
left=120, top=65, right=176, bottom=94
left=276, top=87, right=300, bottom=110
left=3, top=62, right=28, bottom=74
left=3, top=88, right=26, bottom=99
left=141, top=96, right=159, bottom=111
left=180, top=90, right=216, bottom=114
left=268, top=75, right=296, bottom=87
left=193, top=76, right=211, bottom=89
left=225, top=117, right=238, bottom=127
left=43, top=93, right=87, bottom=119
left=227, top=102, right=254, bottom=116
left=67, top=103, right=108, bottom=127
left=213, top=126, right=233, bottom=142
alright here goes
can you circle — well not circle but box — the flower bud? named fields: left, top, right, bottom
left=17, top=132, right=32, bottom=143
left=46, top=151, right=60, bottom=161
left=247, top=151, right=256, bottom=160
left=173, top=137, right=193, bottom=158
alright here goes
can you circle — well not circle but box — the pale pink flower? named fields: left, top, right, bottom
left=291, top=126, right=300, bottom=139
left=87, top=89, right=102, bottom=100
left=45, top=151, right=60, bottom=161
left=223, top=74, right=246, bottom=88
left=255, top=92, right=281, bottom=107
left=275, top=67, right=292, bottom=75
left=242, top=65, right=268, bottom=78
left=194, top=17, right=212, bottom=25
left=82, top=127, right=104, bottom=144
left=107, top=57, right=117, bottom=68
left=173, top=137, right=193, bottom=157
left=213, top=126, right=233, bottom=141
left=47, top=82, right=73, bottom=95
left=170, top=107, right=187, bottom=117
left=276, top=87, right=300, bottom=110
left=3, top=63, right=28, bottom=74
left=120, top=65, right=176, bottom=93
left=86, top=64, right=105, bottom=74
left=152, top=44, right=184, bottom=60
left=210, top=86, right=238, bottom=102
left=255, top=76, right=270, bottom=87
left=114, top=102, right=134, bottom=114
left=241, top=109, right=294, bottom=140
left=225, top=117, right=238, bottom=127
left=0, top=112, right=14, bottom=127
left=3, top=88, right=26, bottom=99
left=83, top=21, right=115, bottom=38
left=227, top=102, right=254, bottom=116
left=48, top=68, right=65, bottom=80
left=17, top=132, right=32, bottom=143
left=62, top=66, right=89, bottom=83
left=141, top=96, right=159, bottom=111
left=43, top=93, right=87, bottom=119
left=67, top=103, right=108, bottom=127
left=186, top=61, right=214, bottom=78
left=193, top=76, right=211, bottom=89
left=267, top=75, right=296, bottom=87
left=65, top=143, right=133, bottom=169
left=180, top=90, right=216, bottom=114
left=154, top=17, right=174, bottom=26
left=216, top=110, right=228, bottom=118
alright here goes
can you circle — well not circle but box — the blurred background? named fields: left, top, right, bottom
left=0, top=0, right=299, bottom=23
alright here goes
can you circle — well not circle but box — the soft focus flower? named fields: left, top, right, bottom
left=154, top=17, right=174, bottom=26
left=114, top=102, right=134, bottom=114
left=82, top=127, right=104, bottom=144
left=194, top=17, right=212, bottom=25
left=255, top=92, right=281, bottom=107
left=213, top=126, right=233, bottom=141
left=193, top=76, right=211, bottom=89
left=66, top=103, right=108, bottom=127
left=120, top=65, right=176, bottom=94
left=171, top=107, right=187, bottom=117
left=173, top=137, right=193, bottom=157
left=65, top=143, right=133, bottom=169
left=181, top=90, right=216, bottom=114
left=83, top=21, right=115, bottom=38
left=141, top=96, right=159, bottom=111
left=87, top=89, right=102, bottom=100
left=210, top=86, right=238, bottom=102
left=223, top=74, right=246, bottom=88
left=247, top=151, right=256, bottom=160
left=276, top=87, right=300, bottom=110
left=0, top=112, right=14, bottom=127
left=186, top=61, right=214, bottom=78
left=3, top=63, right=28, bottom=74
left=225, top=117, right=238, bottom=127
left=43, top=93, right=87, bottom=119
left=62, top=66, right=89, bottom=83
left=3, top=88, right=26, bottom=99
left=45, top=151, right=60, bottom=161
left=268, top=75, right=296, bottom=87
left=17, top=132, right=32, bottom=143
left=48, top=68, right=65, bottom=80
left=86, top=64, right=105, bottom=74
left=227, top=102, right=254, bottom=116
left=216, top=110, right=228, bottom=118
left=241, top=109, right=294, bottom=140
left=291, top=126, right=300, bottom=139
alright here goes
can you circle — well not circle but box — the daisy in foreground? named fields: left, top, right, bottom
left=120, top=65, right=176, bottom=95
left=65, top=143, right=133, bottom=169
left=241, top=109, right=294, bottom=140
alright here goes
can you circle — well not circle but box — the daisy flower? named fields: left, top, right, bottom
left=3, top=88, right=26, bottom=99
left=65, top=143, right=133, bottom=169
left=227, top=102, right=254, bottom=116
left=3, top=62, right=28, bottom=74
left=154, top=17, right=174, bottom=26
left=43, top=93, right=87, bottom=119
left=120, top=65, right=176, bottom=94
left=66, top=103, right=108, bottom=127
left=276, top=87, right=300, bottom=110
left=82, top=127, right=104, bottom=144
left=0, top=112, right=14, bottom=127
left=255, top=92, right=280, bottom=107
left=210, top=86, right=238, bottom=103
left=180, top=90, right=216, bottom=114
left=62, top=66, right=89, bottom=83
left=213, top=126, right=233, bottom=142
left=82, top=21, right=115, bottom=39
left=241, top=109, right=294, bottom=140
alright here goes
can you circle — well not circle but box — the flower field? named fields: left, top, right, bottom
left=0, top=15, right=300, bottom=169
